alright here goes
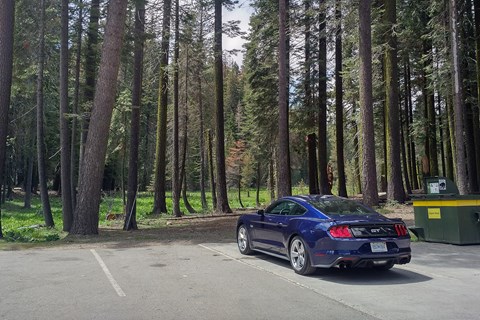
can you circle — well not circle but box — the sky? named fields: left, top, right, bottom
left=222, top=1, right=253, bottom=66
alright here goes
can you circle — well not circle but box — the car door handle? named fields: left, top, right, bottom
left=277, top=222, right=285, bottom=227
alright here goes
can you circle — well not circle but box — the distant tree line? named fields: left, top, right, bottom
left=0, top=0, right=478, bottom=236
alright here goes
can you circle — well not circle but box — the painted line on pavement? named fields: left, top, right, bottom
left=90, top=249, right=126, bottom=297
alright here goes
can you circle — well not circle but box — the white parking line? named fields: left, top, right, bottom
left=90, top=249, right=126, bottom=297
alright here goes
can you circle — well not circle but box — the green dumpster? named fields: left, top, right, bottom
left=412, top=177, right=480, bottom=245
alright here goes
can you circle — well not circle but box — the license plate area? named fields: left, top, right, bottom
left=370, top=242, right=387, bottom=253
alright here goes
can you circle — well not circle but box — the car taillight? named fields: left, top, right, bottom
left=395, top=224, right=408, bottom=236
left=329, top=225, right=353, bottom=238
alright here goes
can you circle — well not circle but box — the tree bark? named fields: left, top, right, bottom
left=208, top=130, right=217, bottom=210
left=269, top=154, right=275, bottom=201
left=318, top=0, right=329, bottom=195
left=444, top=98, right=455, bottom=181
left=214, top=0, right=232, bottom=212
left=172, top=0, right=181, bottom=217
left=463, top=0, right=479, bottom=192
left=335, top=0, right=347, bottom=197
left=153, top=0, right=172, bottom=214
left=384, top=0, right=405, bottom=203
left=37, top=0, right=54, bottom=227
left=256, top=162, right=261, bottom=207
left=80, top=0, right=101, bottom=173
left=406, top=61, right=419, bottom=189
left=450, top=0, right=469, bottom=194
left=180, top=92, right=196, bottom=214
left=307, top=133, right=319, bottom=194
left=0, top=0, right=15, bottom=238
left=197, top=8, right=208, bottom=211
left=60, top=0, right=74, bottom=231
left=305, top=0, right=318, bottom=195
left=124, top=0, right=145, bottom=231
left=353, top=118, right=362, bottom=194
left=277, top=0, right=292, bottom=198
left=359, top=0, right=379, bottom=206
left=474, top=0, right=480, bottom=187
left=71, top=0, right=83, bottom=208
left=70, top=0, right=129, bottom=234
left=423, top=39, right=438, bottom=177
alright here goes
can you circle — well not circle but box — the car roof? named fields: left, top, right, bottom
left=284, top=194, right=342, bottom=203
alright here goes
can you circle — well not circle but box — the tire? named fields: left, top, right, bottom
left=237, top=225, right=253, bottom=255
left=289, top=236, right=316, bottom=275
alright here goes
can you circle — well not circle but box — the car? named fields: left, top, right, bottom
left=236, top=195, right=411, bottom=275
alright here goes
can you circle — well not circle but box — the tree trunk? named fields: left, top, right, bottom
left=214, top=0, right=232, bottom=212
left=172, top=0, right=181, bottom=217
left=277, top=0, right=292, bottom=198
left=0, top=0, right=15, bottom=238
left=444, top=98, right=455, bottom=180
left=353, top=118, right=362, bottom=194
left=153, top=0, right=172, bottom=214
left=400, top=104, right=412, bottom=195
left=70, top=0, right=129, bottom=235
left=304, top=0, right=312, bottom=127
left=269, top=151, right=275, bottom=201
left=474, top=0, right=480, bottom=187
left=124, top=0, right=145, bottom=231
left=403, top=60, right=412, bottom=191
left=406, top=61, right=419, bottom=189
left=24, top=154, right=34, bottom=209
left=208, top=130, right=217, bottom=210
left=60, top=0, right=74, bottom=231
left=359, top=0, right=379, bottom=206
left=438, top=95, right=446, bottom=177
left=318, top=0, right=329, bottom=195
left=197, top=9, right=208, bottom=211
left=305, top=0, right=317, bottom=195
left=463, top=0, right=479, bottom=192
left=384, top=0, right=405, bottom=203
left=180, top=97, right=196, bottom=214
left=335, top=0, right=347, bottom=197
left=256, top=162, right=261, bottom=207
left=37, top=0, right=54, bottom=228
left=450, top=0, right=469, bottom=194
left=80, top=0, right=101, bottom=174
left=71, top=0, right=83, bottom=208
left=423, top=40, right=438, bottom=177
left=307, top=133, right=319, bottom=194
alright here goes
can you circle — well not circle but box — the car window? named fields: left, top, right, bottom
left=288, top=204, right=307, bottom=216
left=308, top=198, right=375, bottom=216
left=266, top=201, right=290, bottom=215
left=266, top=201, right=306, bottom=216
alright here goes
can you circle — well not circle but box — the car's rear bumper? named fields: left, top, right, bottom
left=309, top=237, right=411, bottom=268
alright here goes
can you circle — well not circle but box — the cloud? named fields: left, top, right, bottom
left=222, top=3, right=253, bottom=66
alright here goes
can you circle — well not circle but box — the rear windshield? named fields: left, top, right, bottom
left=308, top=198, right=376, bottom=216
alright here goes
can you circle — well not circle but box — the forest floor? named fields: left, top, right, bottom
left=1, top=200, right=415, bottom=250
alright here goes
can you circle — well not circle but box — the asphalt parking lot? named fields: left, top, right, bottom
left=1, top=241, right=479, bottom=320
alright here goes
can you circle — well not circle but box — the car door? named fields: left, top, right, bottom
left=252, top=201, right=291, bottom=254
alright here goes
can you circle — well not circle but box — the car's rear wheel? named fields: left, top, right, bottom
left=289, top=236, right=316, bottom=275
left=237, top=225, right=253, bottom=255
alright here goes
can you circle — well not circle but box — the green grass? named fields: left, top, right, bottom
left=0, top=185, right=388, bottom=244
left=0, top=188, right=277, bottom=243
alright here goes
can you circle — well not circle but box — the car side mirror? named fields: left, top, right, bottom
left=257, top=209, right=265, bottom=216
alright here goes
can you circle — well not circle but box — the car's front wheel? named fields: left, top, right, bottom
left=237, top=225, right=253, bottom=255
left=289, top=236, right=316, bottom=275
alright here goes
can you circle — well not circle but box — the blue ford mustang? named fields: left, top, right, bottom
left=236, top=195, right=411, bottom=275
